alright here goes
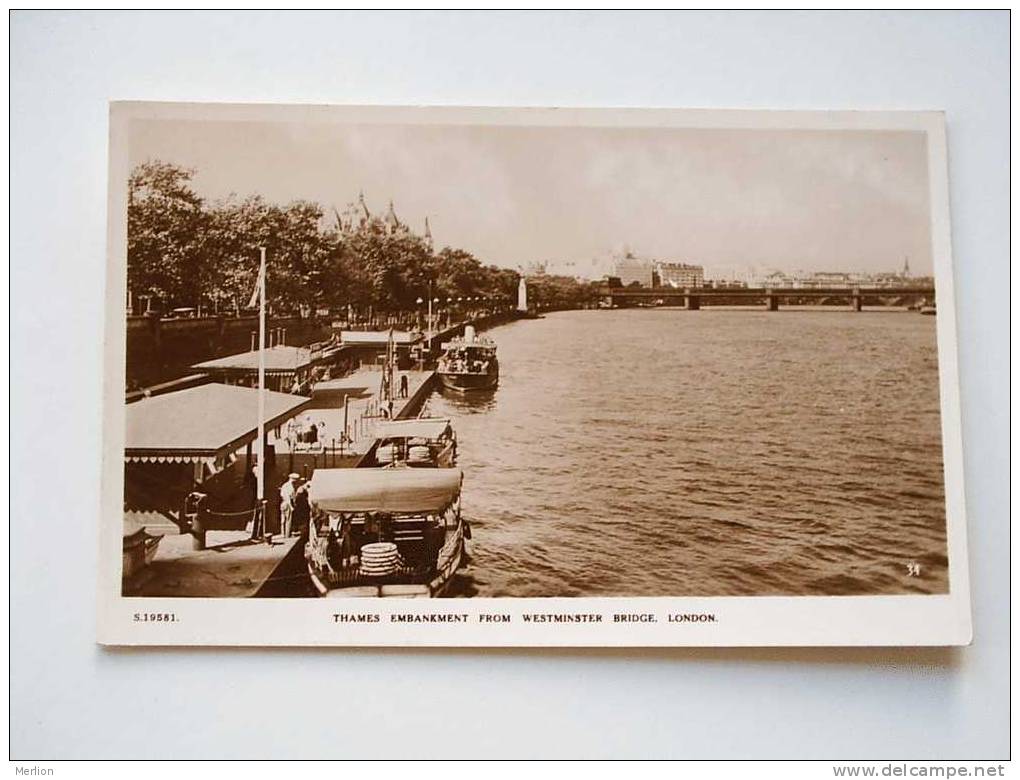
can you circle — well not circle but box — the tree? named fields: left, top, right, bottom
left=127, top=161, right=207, bottom=309
left=203, top=196, right=329, bottom=315
left=526, top=274, right=598, bottom=310
left=126, top=158, right=532, bottom=317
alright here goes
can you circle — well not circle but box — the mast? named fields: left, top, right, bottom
left=256, top=247, right=267, bottom=505
left=427, top=280, right=433, bottom=342
left=387, top=326, right=395, bottom=402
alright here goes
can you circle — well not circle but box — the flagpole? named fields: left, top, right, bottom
left=427, top=281, right=433, bottom=342
left=256, top=247, right=267, bottom=508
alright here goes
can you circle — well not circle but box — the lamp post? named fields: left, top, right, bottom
left=415, top=296, right=423, bottom=331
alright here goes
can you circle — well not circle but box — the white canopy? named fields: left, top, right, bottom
left=309, top=468, right=462, bottom=514
left=340, top=330, right=420, bottom=346
left=374, top=418, right=453, bottom=441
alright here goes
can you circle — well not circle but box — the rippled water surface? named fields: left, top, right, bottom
left=427, top=309, right=947, bottom=597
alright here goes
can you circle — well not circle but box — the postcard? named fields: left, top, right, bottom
left=98, top=103, right=971, bottom=646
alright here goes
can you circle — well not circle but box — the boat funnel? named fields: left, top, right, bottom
left=464, top=325, right=476, bottom=343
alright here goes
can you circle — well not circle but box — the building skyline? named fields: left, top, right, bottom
left=536, top=246, right=925, bottom=285
left=130, top=119, right=935, bottom=277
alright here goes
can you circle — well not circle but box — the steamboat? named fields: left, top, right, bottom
left=437, top=325, right=499, bottom=392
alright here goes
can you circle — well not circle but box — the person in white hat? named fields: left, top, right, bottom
left=279, top=473, right=301, bottom=537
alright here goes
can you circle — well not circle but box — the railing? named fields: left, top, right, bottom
left=600, top=285, right=936, bottom=297
left=185, top=498, right=267, bottom=550
left=307, top=528, right=448, bottom=590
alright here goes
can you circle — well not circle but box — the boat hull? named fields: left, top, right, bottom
left=439, top=371, right=499, bottom=392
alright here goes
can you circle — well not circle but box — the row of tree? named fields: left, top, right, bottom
left=127, top=161, right=596, bottom=316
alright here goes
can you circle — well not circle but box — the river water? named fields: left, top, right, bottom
left=426, top=308, right=948, bottom=597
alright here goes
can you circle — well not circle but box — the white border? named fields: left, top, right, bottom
left=98, top=103, right=971, bottom=647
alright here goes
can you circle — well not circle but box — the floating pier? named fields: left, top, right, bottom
left=123, top=531, right=304, bottom=598
left=123, top=312, right=522, bottom=598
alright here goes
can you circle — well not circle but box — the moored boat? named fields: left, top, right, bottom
left=304, top=468, right=467, bottom=598
left=437, top=325, right=498, bottom=392
left=364, top=417, right=457, bottom=468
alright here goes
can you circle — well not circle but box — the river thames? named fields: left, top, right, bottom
left=428, top=308, right=948, bottom=597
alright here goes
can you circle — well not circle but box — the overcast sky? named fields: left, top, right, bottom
left=129, top=118, right=934, bottom=276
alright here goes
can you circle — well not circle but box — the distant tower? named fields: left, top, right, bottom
left=902, top=256, right=911, bottom=278
left=384, top=199, right=400, bottom=233
left=517, top=277, right=528, bottom=312
left=424, top=216, right=433, bottom=249
left=335, top=201, right=361, bottom=235
left=358, top=191, right=371, bottom=223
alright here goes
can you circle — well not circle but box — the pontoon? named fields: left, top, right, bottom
left=304, top=468, right=467, bottom=597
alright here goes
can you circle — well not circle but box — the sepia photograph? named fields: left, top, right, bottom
left=99, top=103, right=970, bottom=645
left=14, top=9, right=1009, bottom=764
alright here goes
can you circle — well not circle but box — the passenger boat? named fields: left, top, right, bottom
left=437, top=325, right=498, bottom=392
left=304, top=468, right=467, bottom=598
left=363, top=417, right=457, bottom=468
left=920, top=302, right=937, bottom=316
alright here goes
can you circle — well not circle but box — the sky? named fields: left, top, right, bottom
left=128, top=117, right=934, bottom=277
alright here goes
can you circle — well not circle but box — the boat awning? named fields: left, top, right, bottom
left=309, top=468, right=462, bottom=514
left=192, top=345, right=314, bottom=374
left=339, top=330, right=420, bottom=346
left=125, top=384, right=312, bottom=462
left=374, top=418, right=453, bottom=441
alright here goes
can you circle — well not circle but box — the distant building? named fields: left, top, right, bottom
left=704, top=279, right=748, bottom=289
left=745, top=268, right=926, bottom=289
left=656, top=262, right=705, bottom=289
left=803, top=271, right=853, bottom=288
left=614, top=254, right=654, bottom=287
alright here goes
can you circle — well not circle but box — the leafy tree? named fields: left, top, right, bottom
left=127, top=161, right=207, bottom=309
left=127, top=158, right=594, bottom=318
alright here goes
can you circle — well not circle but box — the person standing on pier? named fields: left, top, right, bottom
left=279, top=473, right=301, bottom=538
left=399, top=371, right=409, bottom=399
left=292, top=480, right=310, bottom=537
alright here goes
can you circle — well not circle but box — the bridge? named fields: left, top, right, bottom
left=598, top=285, right=936, bottom=312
